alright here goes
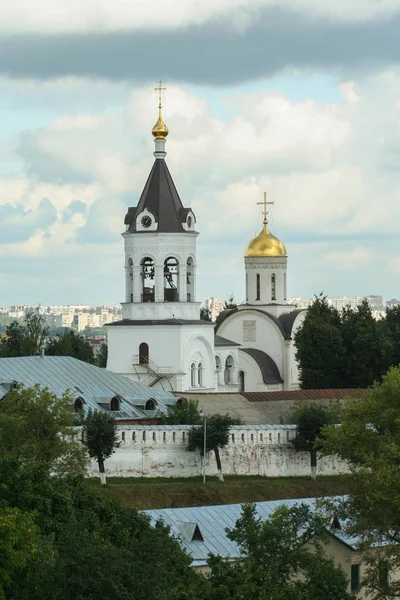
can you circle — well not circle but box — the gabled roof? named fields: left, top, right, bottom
left=240, top=348, right=283, bottom=385
left=124, top=159, right=194, bottom=234
left=0, top=356, right=177, bottom=421
left=144, top=496, right=357, bottom=567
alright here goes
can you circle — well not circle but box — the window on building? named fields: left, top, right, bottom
left=198, top=363, right=203, bottom=387
left=152, top=431, right=156, bottom=442
left=351, top=565, right=360, bottom=592
left=173, top=432, right=176, bottom=442
left=224, top=356, right=234, bottom=385
left=139, top=342, right=149, bottom=364
left=378, top=562, right=389, bottom=592
left=191, top=363, right=196, bottom=387
left=145, top=398, right=156, bottom=411
left=256, top=273, right=260, bottom=300
left=142, top=431, right=146, bottom=442
left=163, top=432, right=166, bottom=443
left=241, top=434, right=245, bottom=442
left=260, top=433, right=263, bottom=442
left=110, top=396, right=120, bottom=411
left=271, top=273, right=276, bottom=301
left=182, top=432, right=186, bottom=442
left=250, top=434, right=254, bottom=442
left=231, top=434, right=235, bottom=443
left=277, top=433, right=281, bottom=444
left=74, top=397, right=84, bottom=412
left=121, top=432, right=125, bottom=442
left=284, top=272, right=287, bottom=300
left=269, top=433, right=272, bottom=441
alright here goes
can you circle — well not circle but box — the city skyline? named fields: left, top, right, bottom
left=1, top=2, right=400, bottom=305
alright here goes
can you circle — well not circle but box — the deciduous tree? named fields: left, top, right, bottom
left=82, top=409, right=120, bottom=484
left=46, top=329, right=95, bottom=364
left=161, top=398, right=202, bottom=425
left=187, top=413, right=240, bottom=481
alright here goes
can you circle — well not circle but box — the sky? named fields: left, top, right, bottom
left=1, top=0, right=400, bottom=307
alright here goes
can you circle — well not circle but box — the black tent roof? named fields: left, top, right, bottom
left=124, top=159, right=195, bottom=234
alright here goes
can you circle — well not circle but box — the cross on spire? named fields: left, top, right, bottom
left=257, top=191, right=274, bottom=225
left=154, top=80, right=166, bottom=108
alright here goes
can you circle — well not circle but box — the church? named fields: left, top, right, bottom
left=106, top=87, right=305, bottom=393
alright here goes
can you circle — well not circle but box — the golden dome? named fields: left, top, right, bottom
left=152, top=104, right=169, bottom=140
left=245, top=223, right=287, bottom=257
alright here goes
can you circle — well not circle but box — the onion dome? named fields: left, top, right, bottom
left=152, top=103, right=169, bottom=140
left=245, top=223, right=286, bottom=257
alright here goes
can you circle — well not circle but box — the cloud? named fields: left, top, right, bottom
left=0, top=198, right=57, bottom=243
left=0, top=7, right=400, bottom=83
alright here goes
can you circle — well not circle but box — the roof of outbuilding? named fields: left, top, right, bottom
left=124, top=159, right=195, bottom=234
left=240, top=348, right=284, bottom=384
left=143, top=496, right=357, bottom=567
left=0, top=356, right=177, bottom=421
left=214, top=335, right=241, bottom=347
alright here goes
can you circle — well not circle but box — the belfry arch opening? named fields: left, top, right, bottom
left=164, top=257, right=179, bottom=302
left=141, top=257, right=155, bottom=302
left=127, top=258, right=133, bottom=302
left=186, top=257, right=195, bottom=302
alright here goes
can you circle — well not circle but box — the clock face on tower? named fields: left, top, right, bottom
left=141, top=215, right=152, bottom=229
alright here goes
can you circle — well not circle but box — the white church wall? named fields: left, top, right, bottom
left=289, top=311, right=306, bottom=389
left=88, top=425, right=349, bottom=479
left=183, top=328, right=217, bottom=391
left=245, top=256, right=287, bottom=305
left=217, top=311, right=285, bottom=378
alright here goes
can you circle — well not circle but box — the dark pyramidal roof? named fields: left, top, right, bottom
left=125, top=158, right=193, bottom=234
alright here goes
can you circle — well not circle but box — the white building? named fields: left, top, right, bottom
left=106, top=93, right=305, bottom=393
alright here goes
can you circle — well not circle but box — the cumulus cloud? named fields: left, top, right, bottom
left=1, top=72, right=400, bottom=304
left=0, top=7, right=400, bottom=83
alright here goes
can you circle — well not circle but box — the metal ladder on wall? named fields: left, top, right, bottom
left=132, top=355, right=174, bottom=387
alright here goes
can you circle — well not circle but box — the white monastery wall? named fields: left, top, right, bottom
left=87, top=425, right=349, bottom=479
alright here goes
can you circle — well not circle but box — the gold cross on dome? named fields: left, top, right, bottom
left=257, top=191, right=274, bottom=225
left=154, top=80, right=166, bottom=107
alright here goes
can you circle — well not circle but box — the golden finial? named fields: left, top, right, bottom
left=152, top=80, right=169, bottom=140
left=257, top=191, right=274, bottom=226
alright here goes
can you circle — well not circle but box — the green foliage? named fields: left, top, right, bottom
left=96, top=342, right=108, bottom=367
left=321, top=365, right=400, bottom=597
left=0, top=386, right=205, bottom=599
left=295, top=295, right=395, bottom=389
left=187, top=413, right=241, bottom=480
left=224, top=294, right=237, bottom=310
left=0, top=309, right=48, bottom=357
left=161, top=398, right=202, bottom=425
left=200, top=307, right=212, bottom=321
left=205, top=503, right=353, bottom=600
left=82, top=409, right=120, bottom=479
left=46, top=329, right=95, bottom=364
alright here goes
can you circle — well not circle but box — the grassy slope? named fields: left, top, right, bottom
left=90, top=475, right=352, bottom=510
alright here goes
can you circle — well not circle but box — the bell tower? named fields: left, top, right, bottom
left=244, top=193, right=288, bottom=309
left=122, top=82, right=199, bottom=321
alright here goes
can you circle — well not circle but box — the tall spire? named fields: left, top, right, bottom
left=152, top=81, right=168, bottom=159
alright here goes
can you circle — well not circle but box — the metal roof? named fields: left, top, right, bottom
left=214, top=335, right=241, bottom=347
left=144, top=496, right=357, bottom=566
left=240, top=348, right=283, bottom=384
left=0, top=356, right=177, bottom=420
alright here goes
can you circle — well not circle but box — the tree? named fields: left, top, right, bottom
left=200, top=307, right=212, bottom=321
left=224, top=294, right=237, bottom=310
left=187, top=413, right=240, bottom=481
left=321, top=365, right=400, bottom=597
left=46, top=329, right=95, bottom=364
left=82, top=409, right=120, bottom=484
left=96, top=342, right=108, bottom=367
left=0, top=321, right=26, bottom=357
left=288, top=402, right=337, bottom=479
left=294, top=295, right=345, bottom=389
left=0, top=309, right=48, bottom=357
left=161, top=398, right=203, bottom=425
left=205, top=503, right=353, bottom=600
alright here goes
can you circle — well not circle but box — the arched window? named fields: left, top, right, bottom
left=224, top=356, right=234, bottom=384
left=246, top=272, right=248, bottom=302
left=239, top=371, right=245, bottom=392
left=110, top=396, right=120, bottom=411
left=191, top=363, right=196, bottom=387
left=121, top=431, right=125, bottom=442
left=132, top=432, right=136, bottom=442
left=74, top=397, right=84, bottom=412
left=145, top=398, right=156, bottom=411
left=139, top=342, right=149, bottom=365
left=141, top=257, right=155, bottom=302
left=284, top=272, right=287, bottom=300
left=186, top=257, right=194, bottom=302
left=198, top=362, right=203, bottom=387
left=256, top=273, right=260, bottom=300
left=127, top=258, right=133, bottom=302
left=215, top=356, right=222, bottom=386
left=271, top=273, right=276, bottom=301
left=164, top=257, right=179, bottom=302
